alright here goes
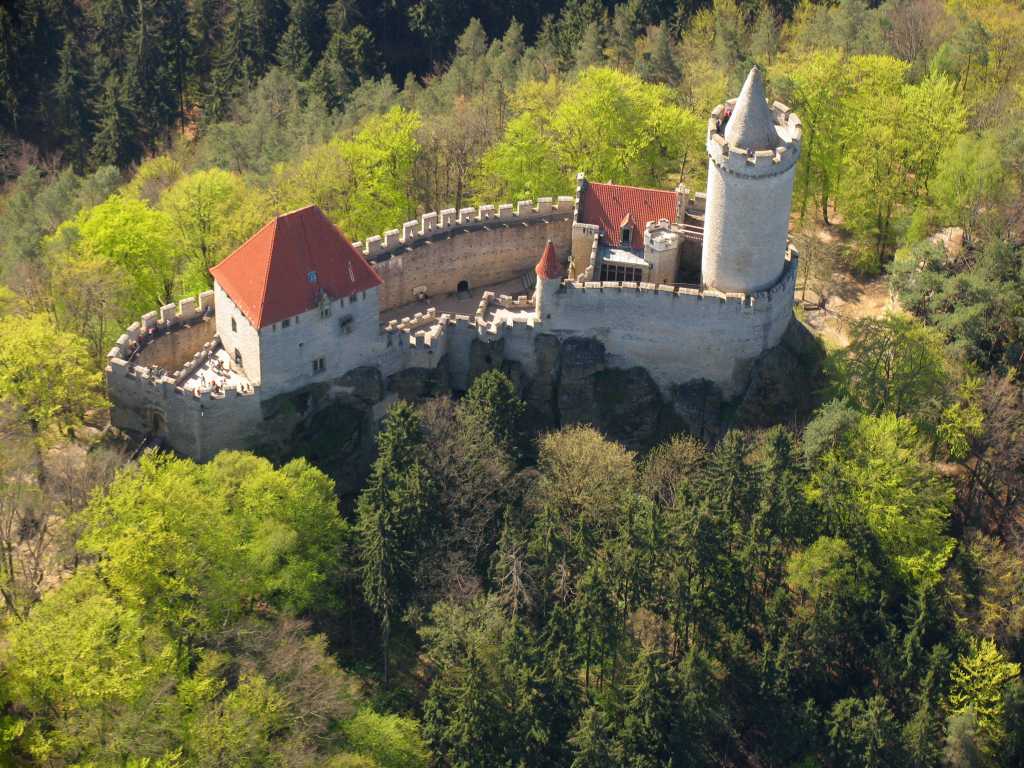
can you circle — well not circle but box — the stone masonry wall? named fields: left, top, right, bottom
left=106, top=290, right=265, bottom=461
left=545, top=251, right=798, bottom=398
left=359, top=198, right=575, bottom=311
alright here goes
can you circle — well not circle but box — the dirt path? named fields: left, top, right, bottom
left=800, top=272, right=897, bottom=347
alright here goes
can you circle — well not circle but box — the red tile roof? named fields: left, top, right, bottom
left=536, top=240, right=562, bottom=280
left=210, top=205, right=382, bottom=329
left=579, top=182, right=678, bottom=248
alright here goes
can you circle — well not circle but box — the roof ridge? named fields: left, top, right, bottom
left=589, top=181, right=677, bottom=195
left=255, top=214, right=279, bottom=328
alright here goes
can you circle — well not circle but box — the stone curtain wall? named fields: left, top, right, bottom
left=545, top=252, right=798, bottom=398
left=360, top=198, right=576, bottom=311
left=106, top=290, right=265, bottom=460
left=376, top=249, right=797, bottom=402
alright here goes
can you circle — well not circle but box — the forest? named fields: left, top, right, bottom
left=1, top=0, right=1024, bottom=765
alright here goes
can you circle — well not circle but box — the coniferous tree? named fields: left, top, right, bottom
left=458, top=369, right=525, bottom=460
left=356, top=401, right=436, bottom=686
left=52, top=34, right=93, bottom=171
left=128, top=0, right=182, bottom=148
left=89, top=73, right=140, bottom=168
left=576, top=21, right=605, bottom=69
left=206, top=8, right=250, bottom=123
left=276, top=22, right=312, bottom=79
left=610, top=0, right=642, bottom=68
left=639, top=24, right=680, bottom=85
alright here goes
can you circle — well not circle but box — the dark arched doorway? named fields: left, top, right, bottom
left=457, top=279, right=470, bottom=294
left=150, top=410, right=167, bottom=437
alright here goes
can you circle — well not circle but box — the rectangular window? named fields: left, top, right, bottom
left=282, top=318, right=290, bottom=328
left=620, top=227, right=633, bottom=244
left=599, top=264, right=643, bottom=283
left=312, top=357, right=326, bottom=374
left=231, top=316, right=237, bottom=333
left=234, top=349, right=242, bottom=366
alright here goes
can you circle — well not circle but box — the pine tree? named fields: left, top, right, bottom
left=576, top=21, right=604, bottom=70
left=52, top=34, right=93, bottom=171
left=276, top=22, right=312, bottom=79
left=610, top=0, right=641, bottom=68
left=458, top=370, right=525, bottom=459
left=356, top=401, right=436, bottom=685
left=205, top=9, right=249, bottom=123
left=569, top=706, right=615, bottom=768
left=128, top=0, right=182, bottom=147
left=615, top=649, right=682, bottom=764
left=89, top=72, right=139, bottom=168
left=639, top=24, right=680, bottom=86
left=238, top=0, right=284, bottom=79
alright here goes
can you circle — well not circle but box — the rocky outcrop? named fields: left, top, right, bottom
left=731, top=317, right=824, bottom=429
left=387, top=363, right=451, bottom=401
left=251, top=316, right=823, bottom=490
left=671, top=379, right=723, bottom=442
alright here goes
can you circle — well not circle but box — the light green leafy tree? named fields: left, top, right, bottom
left=124, top=155, right=184, bottom=205
left=273, top=107, right=421, bottom=241
left=948, top=638, right=1021, bottom=758
left=159, top=168, right=266, bottom=285
left=839, top=60, right=966, bottom=264
left=3, top=571, right=176, bottom=761
left=478, top=67, right=704, bottom=201
left=771, top=49, right=851, bottom=222
left=78, top=451, right=351, bottom=651
left=342, top=709, right=431, bottom=768
left=832, top=313, right=951, bottom=424
left=0, top=313, right=105, bottom=435
left=807, top=412, right=955, bottom=587
left=929, top=131, right=1010, bottom=241
left=46, top=193, right=191, bottom=319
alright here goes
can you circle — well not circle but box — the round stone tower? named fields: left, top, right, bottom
left=700, top=66, right=802, bottom=294
left=534, top=240, right=562, bottom=319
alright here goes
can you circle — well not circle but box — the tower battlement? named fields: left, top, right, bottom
left=706, top=101, right=802, bottom=178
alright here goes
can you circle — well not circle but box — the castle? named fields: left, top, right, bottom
left=106, top=67, right=803, bottom=461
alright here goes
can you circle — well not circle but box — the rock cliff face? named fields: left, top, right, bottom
left=254, top=318, right=823, bottom=494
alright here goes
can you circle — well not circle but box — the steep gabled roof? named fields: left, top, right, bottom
left=723, top=66, right=780, bottom=151
left=579, top=182, right=677, bottom=249
left=210, top=205, right=382, bottom=329
left=536, top=240, right=562, bottom=280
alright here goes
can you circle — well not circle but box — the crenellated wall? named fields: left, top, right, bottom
left=544, top=248, right=798, bottom=398
left=373, top=247, right=797, bottom=400
left=356, top=197, right=575, bottom=311
left=106, top=290, right=264, bottom=460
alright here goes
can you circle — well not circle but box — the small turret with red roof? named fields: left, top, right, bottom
left=534, top=240, right=562, bottom=318
left=536, top=240, right=563, bottom=280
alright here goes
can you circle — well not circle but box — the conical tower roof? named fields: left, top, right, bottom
left=535, top=240, right=562, bottom=279
left=723, top=67, right=779, bottom=151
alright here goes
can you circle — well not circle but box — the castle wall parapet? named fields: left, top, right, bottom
left=361, top=196, right=576, bottom=266
left=707, top=100, right=802, bottom=179
left=367, top=198, right=574, bottom=311
left=108, top=290, right=216, bottom=369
